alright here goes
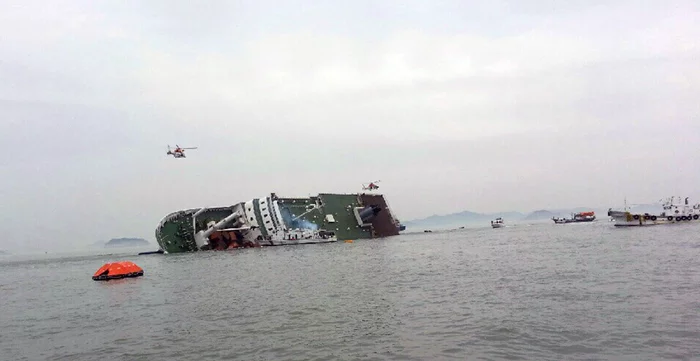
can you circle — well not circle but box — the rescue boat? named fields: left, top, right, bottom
left=491, top=217, right=505, bottom=228
left=608, top=196, right=700, bottom=227
left=552, top=211, right=596, bottom=224
left=92, top=261, right=144, bottom=281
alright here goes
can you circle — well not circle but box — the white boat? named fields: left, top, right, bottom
left=491, top=217, right=505, bottom=228
left=608, top=196, right=700, bottom=227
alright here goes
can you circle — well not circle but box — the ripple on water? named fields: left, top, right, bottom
left=1, top=222, right=700, bottom=360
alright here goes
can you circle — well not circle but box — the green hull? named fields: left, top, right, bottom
left=155, top=192, right=401, bottom=253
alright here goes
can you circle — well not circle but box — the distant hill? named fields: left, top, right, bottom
left=523, top=210, right=556, bottom=220
left=97, top=238, right=150, bottom=248
left=404, top=207, right=614, bottom=228
left=403, top=210, right=526, bottom=229
left=403, top=200, right=673, bottom=229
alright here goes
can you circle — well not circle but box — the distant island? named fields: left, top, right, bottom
left=96, top=238, right=151, bottom=248
left=403, top=210, right=526, bottom=229
left=402, top=201, right=668, bottom=230
left=523, top=210, right=556, bottom=221
left=402, top=206, right=620, bottom=229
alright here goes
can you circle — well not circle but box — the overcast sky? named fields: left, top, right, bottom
left=1, top=0, right=699, bottom=250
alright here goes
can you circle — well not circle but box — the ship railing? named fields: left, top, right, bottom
left=157, top=210, right=186, bottom=230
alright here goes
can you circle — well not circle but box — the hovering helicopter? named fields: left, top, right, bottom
left=166, top=144, right=198, bottom=158
left=362, top=180, right=381, bottom=191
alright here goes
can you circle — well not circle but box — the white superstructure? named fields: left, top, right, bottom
left=491, top=217, right=505, bottom=228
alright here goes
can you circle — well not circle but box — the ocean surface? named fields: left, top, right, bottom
left=1, top=221, right=699, bottom=360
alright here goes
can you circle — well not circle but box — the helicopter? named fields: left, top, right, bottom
left=361, top=180, right=381, bottom=191
left=166, top=144, right=198, bottom=158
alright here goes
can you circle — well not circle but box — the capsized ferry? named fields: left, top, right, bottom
left=155, top=192, right=402, bottom=253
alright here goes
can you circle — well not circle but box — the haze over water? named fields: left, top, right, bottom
left=2, top=222, right=698, bottom=360
left=3, top=1, right=700, bottom=249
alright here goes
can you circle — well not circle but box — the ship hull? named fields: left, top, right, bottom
left=491, top=223, right=504, bottom=228
left=553, top=218, right=596, bottom=224
left=155, top=192, right=401, bottom=254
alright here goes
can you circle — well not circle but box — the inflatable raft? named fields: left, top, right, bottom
left=92, top=261, right=144, bottom=281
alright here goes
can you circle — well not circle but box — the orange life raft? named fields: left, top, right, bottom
left=92, top=261, right=144, bottom=281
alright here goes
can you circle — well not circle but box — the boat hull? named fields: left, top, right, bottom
left=155, top=192, right=401, bottom=254
left=553, top=217, right=596, bottom=224
left=491, top=223, right=504, bottom=228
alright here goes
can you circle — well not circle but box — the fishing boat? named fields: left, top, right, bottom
left=608, top=196, right=700, bottom=227
left=491, top=217, right=505, bottom=228
left=552, top=211, right=596, bottom=224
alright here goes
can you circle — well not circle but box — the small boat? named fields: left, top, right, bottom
left=138, top=249, right=164, bottom=255
left=608, top=196, right=700, bottom=227
left=552, top=211, right=596, bottom=224
left=491, top=217, right=505, bottom=228
left=395, top=219, right=406, bottom=232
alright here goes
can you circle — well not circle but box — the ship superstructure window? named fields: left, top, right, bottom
left=270, top=201, right=283, bottom=229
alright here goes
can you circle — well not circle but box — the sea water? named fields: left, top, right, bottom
left=1, top=222, right=699, bottom=360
